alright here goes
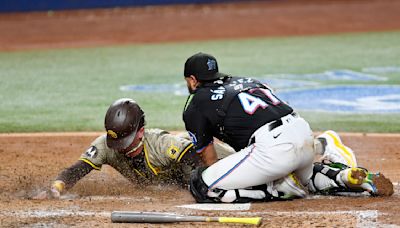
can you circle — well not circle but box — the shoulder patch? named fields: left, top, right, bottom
left=167, top=143, right=180, bottom=160
left=85, top=146, right=98, bottom=158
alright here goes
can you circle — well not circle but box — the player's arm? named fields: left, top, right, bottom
left=183, top=102, right=218, bottom=165
left=177, top=144, right=202, bottom=168
left=198, top=143, right=218, bottom=166
left=34, top=160, right=94, bottom=199
left=54, top=160, right=94, bottom=192
left=176, top=132, right=234, bottom=161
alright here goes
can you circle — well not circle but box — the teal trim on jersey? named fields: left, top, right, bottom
left=184, top=94, right=194, bottom=112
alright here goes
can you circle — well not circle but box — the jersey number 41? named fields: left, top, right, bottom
left=238, top=88, right=281, bottom=115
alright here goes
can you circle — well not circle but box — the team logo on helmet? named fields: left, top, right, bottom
left=207, top=59, right=217, bottom=71
left=107, top=130, right=118, bottom=139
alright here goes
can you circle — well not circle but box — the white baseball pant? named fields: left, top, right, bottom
left=202, top=113, right=315, bottom=191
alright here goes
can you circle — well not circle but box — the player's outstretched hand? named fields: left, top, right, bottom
left=32, top=180, right=65, bottom=199
left=32, top=187, right=61, bottom=200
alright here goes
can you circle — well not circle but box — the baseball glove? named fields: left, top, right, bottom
left=348, top=168, right=394, bottom=197
left=370, top=173, right=394, bottom=197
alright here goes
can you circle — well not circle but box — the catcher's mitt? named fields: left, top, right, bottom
left=370, top=173, right=394, bottom=197
left=348, top=168, right=394, bottom=197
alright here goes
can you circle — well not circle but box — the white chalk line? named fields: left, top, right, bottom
left=177, top=203, right=251, bottom=211
left=73, top=195, right=153, bottom=202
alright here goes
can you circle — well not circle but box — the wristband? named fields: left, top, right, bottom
left=52, top=180, right=65, bottom=193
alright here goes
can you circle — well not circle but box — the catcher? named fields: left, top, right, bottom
left=182, top=52, right=393, bottom=203
left=34, top=98, right=234, bottom=199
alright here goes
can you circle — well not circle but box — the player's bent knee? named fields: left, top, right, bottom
left=189, top=167, right=284, bottom=203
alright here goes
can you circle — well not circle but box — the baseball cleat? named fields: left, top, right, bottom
left=317, top=130, right=357, bottom=167
left=274, top=173, right=307, bottom=199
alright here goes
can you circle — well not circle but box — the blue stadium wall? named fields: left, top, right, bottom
left=0, top=0, right=240, bottom=13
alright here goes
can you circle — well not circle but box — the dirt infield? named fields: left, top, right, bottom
left=0, top=132, right=399, bottom=227
left=1, top=0, right=400, bottom=227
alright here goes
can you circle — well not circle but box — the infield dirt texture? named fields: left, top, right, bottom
left=1, top=0, right=400, bottom=227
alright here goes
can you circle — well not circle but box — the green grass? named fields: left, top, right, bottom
left=0, top=31, right=400, bottom=132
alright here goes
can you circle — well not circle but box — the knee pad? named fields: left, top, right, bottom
left=308, top=162, right=364, bottom=194
left=309, top=162, right=341, bottom=193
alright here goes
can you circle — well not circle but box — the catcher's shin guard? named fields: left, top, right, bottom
left=211, top=187, right=271, bottom=203
left=189, top=167, right=255, bottom=203
left=309, top=162, right=362, bottom=194
left=309, top=162, right=394, bottom=196
left=213, top=174, right=308, bottom=203
left=189, top=168, right=289, bottom=203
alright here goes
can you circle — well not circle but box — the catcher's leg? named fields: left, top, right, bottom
left=189, top=167, right=306, bottom=203
left=189, top=167, right=271, bottom=203
left=308, top=161, right=394, bottom=196
left=189, top=116, right=314, bottom=203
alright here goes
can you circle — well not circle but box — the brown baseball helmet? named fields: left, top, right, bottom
left=104, top=98, right=145, bottom=151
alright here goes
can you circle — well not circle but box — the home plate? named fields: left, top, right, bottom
left=177, top=203, right=251, bottom=211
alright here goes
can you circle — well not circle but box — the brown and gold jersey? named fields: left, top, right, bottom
left=79, top=129, right=196, bottom=185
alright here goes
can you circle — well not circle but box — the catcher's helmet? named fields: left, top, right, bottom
left=104, top=98, right=145, bottom=151
left=184, top=52, right=228, bottom=81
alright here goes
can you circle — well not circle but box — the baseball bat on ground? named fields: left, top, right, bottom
left=111, top=211, right=262, bottom=225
